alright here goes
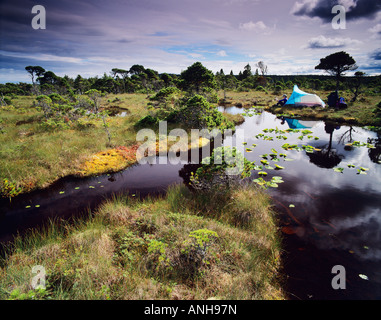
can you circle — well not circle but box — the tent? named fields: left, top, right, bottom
left=284, top=118, right=318, bottom=129
left=285, top=85, right=325, bottom=108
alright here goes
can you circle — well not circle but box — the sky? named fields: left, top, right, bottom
left=0, top=0, right=380, bottom=83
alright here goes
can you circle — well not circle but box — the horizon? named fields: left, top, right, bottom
left=1, top=0, right=381, bottom=84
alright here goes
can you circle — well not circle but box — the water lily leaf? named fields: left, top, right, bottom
left=260, top=159, right=269, bottom=165
left=347, top=164, right=355, bottom=168
left=75, top=187, right=80, bottom=190
left=252, top=144, right=257, bottom=148
left=284, top=158, right=294, bottom=161
left=274, top=164, right=285, bottom=170
left=363, top=246, right=369, bottom=250
left=245, top=148, right=253, bottom=152
left=333, top=167, right=344, bottom=173
left=253, top=178, right=266, bottom=186
left=25, top=205, right=31, bottom=209
left=89, top=186, right=95, bottom=189
left=289, top=204, right=295, bottom=208
left=35, top=205, right=40, bottom=208
left=59, top=191, right=65, bottom=194
left=258, top=171, right=268, bottom=176
left=359, top=274, right=369, bottom=280
left=360, top=167, right=369, bottom=171
left=271, top=148, right=278, bottom=154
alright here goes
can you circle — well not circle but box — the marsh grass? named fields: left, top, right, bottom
left=0, top=94, right=149, bottom=193
left=0, top=184, right=284, bottom=300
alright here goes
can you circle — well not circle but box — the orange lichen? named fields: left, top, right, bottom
left=77, top=144, right=139, bottom=177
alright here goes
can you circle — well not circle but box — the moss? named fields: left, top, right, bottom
left=77, top=145, right=139, bottom=177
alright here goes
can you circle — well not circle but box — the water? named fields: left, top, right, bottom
left=1, top=106, right=381, bottom=299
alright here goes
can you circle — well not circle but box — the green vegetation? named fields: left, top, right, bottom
left=0, top=184, right=284, bottom=300
left=0, top=55, right=380, bottom=300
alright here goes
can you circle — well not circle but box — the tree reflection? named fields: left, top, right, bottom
left=368, top=134, right=381, bottom=165
left=307, top=122, right=344, bottom=169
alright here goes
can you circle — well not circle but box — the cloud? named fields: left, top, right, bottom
left=306, top=35, right=362, bottom=49
left=216, top=50, right=227, bottom=57
left=369, top=24, right=381, bottom=38
left=0, top=50, right=84, bottom=64
left=239, top=20, right=273, bottom=34
left=292, top=0, right=381, bottom=22
left=188, top=53, right=204, bottom=59
left=370, top=49, right=381, bottom=60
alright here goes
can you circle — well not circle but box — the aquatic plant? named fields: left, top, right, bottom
left=0, top=178, right=22, bottom=201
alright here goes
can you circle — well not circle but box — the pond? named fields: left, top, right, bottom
left=1, top=106, right=380, bottom=300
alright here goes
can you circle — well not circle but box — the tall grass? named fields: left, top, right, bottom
left=0, top=184, right=284, bottom=300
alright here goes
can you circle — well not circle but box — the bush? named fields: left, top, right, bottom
left=150, top=87, right=181, bottom=101
left=175, top=95, right=234, bottom=131
left=180, top=229, right=219, bottom=277
left=134, top=114, right=159, bottom=128
left=255, top=86, right=268, bottom=94
left=190, top=146, right=253, bottom=191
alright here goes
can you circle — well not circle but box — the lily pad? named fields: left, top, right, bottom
left=359, top=274, right=369, bottom=280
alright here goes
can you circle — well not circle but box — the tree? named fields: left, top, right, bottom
left=25, top=65, right=45, bottom=94
left=255, top=61, right=268, bottom=76
left=129, top=64, right=145, bottom=76
left=242, top=64, right=252, bottom=79
left=180, top=62, right=216, bottom=93
left=349, top=71, right=365, bottom=102
left=315, top=51, right=357, bottom=92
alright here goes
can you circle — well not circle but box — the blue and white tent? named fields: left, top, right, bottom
left=285, top=85, right=325, bottom=108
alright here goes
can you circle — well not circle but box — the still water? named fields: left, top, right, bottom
left=1, top=107, right=380, bottom=299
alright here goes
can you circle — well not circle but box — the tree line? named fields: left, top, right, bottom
left=0, top=52, right=380, bottom=100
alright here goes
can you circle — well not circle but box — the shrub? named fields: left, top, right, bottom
left=175, top=95, right=234, bottom=131
left=134, top=114, right=159, bottom=128
left=180, top=229, right=219, bottom=277
left=190, top=146, right=253, bottom=191
left=150, top=87, right=181, bottom=101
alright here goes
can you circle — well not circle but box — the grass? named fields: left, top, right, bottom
left=219, top=89, right=381, bottom=126
left=0, top=183, right=285, bottom=300
left=0, top=94, right=147, bottom=193
left=1, top=89, right=379, bottom=196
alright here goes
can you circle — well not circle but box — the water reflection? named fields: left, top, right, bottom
left=306, top=123, right=344, bottom=169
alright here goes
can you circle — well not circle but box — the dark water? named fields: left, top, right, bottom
left=1, top=107, right=381, bottom=300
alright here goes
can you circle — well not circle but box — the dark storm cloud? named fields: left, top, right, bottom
left=370, top=49, right=381, bottom=61
left=292, top=0, right=381, bottom=22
